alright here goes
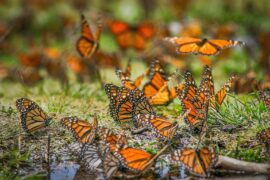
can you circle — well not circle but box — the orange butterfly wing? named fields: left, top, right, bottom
left=211, top=75, right=235, bottom=108
left=137, top=114, right=178, bottom=140
left=166, top=37, right=244, bottom=55
left=180, top=71, right=209, bottom=131
left=143, top=60, right=167, bottom=98
left=116, top=87, right=134, bottom=123
left=61, top=116, right=98, bottom=143
left=131, top=88, right=155, bottom=120
left=170, top=147, right=217, bottom=177
left=67, top=55, right=87, bottom=74
left=114, top=147, right=152, bottom=172
left=99, top=128, right=128, bottom=152
left=134, top=23, right=154, bottom=50
left=76, top=14, right=101, bottom=58
left=138, top=23, right=154, bottom=39
left=109, top=20, right=133, bottom=49
left=18, top=53, right=42, bottom=67
left=116, top=63, right=147, bottom=90
left=110, top=20, right=154, bottom=51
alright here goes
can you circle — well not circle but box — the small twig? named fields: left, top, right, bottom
left=21, top=170, right=47, bottom=180
left=131, top=127, right=149, bottom=134
left=216, top=155, right=270, bottom=174
left=47, top=134, right=51, bottom=180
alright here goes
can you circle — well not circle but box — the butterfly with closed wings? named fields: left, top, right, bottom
left=169, top=147, right=218, bottom=177
left=142, top=60, right=184, bottom=105
left=61, top=115, right=98, bottom=144
left=76, top=14, right=102, bottom=58
left=16, top=98, right=52, bottom=133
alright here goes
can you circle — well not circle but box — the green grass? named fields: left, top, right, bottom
left=0, top=57, right=269, bottom=179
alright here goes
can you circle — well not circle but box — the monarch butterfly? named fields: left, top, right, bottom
left=169, top=147, right=217, bottom=177
left=112, top=143, right=169, bottom=173
left=259, top=88, right=270, bottom=110
left=80, top=139, right=120, bottom=178
left=17, top=52, right=43, bottom=68
left=136, top=114, right=178, bottom=140
left=76, top=14, right=102, bottom=58
left=13, top=68, right=43, bottom=86
left=164, top=37, right=244, bottom=56
left=16, top=98, right=51, bottom=133
left=108, top=20, right=154, bottom=51
left=105, top=84, right=154, bottom=124
left=61, top=115, right=98, bottom=144
left=256, top=128, right=270, bottom=144
left=143, top=60, right=180, bottom=105
left=105, top=84, right=120, bottom=121
left=101, top=149, right=121, bottom=178
left=199, top=66, right=235, bottom=108
left=81, top=144, right=103, bottom=172
left=131, top=88, right=155, bottom=122
left=116, top=62, right=148, bottom=90
left=98, top=128, right=128, bottom=155
left=180, top=71, right=210, bottom=131
left=115, top=86, right=133, bottom=123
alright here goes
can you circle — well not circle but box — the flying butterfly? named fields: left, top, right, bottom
left=108, top=20, right=154, bottom=51
left=164, top=37, right=244, bottom=56
left=143, top=60, right=182, bottom=105
left=16, top=98, right=51, bottom=133
left=258, top=88, right=270, bottom=110
left=76, top=14, right=102, bottom=58
left=169, top=147, right=217, bottom=177
left=61, top=115, right=98, bottom=144
left=136, top=113, right=178, bottom=140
